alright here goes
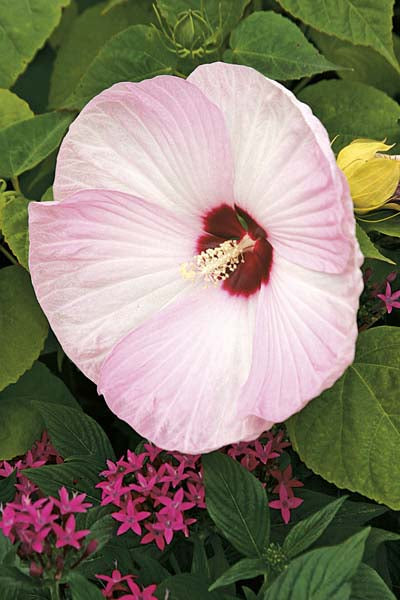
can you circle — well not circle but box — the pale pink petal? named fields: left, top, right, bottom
left=188, top=62, right=353, bottom=273
left=54, top=76, right=234, bottom=219
left=98, top=287, right=272, bottom=454
left=29, top=189, right=198, bottom=381
left=239, top=249, right=363, bottom=423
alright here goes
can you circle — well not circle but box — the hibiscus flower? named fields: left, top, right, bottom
left=28, top=62, right=362, bottom=454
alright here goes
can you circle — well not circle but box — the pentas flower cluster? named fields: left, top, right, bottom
left=98, top=429, right=302, bottom=549
left=0, top=487, right=96, bottom=579
left=0, top=430, right=63, bottom=498
left=96, top=569, right=157, bottom=600
left=225, top=430, right=303, bottom=524
left=97, top=443, right=204, bottom=551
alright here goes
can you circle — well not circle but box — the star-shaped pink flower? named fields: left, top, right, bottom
left=112, top=498, right=150, bottom=536
left=377, top=282, right=400, bottom=314
left=96, top=569, right=136, bottom=596
left=120, top=580, right=158, bottom=600
left=53, top=514, right=90, bottom=550
left=52, top=487, right=92, bottom=515
left=270, top=465, right=304, bottom=497
left=253, top=439, right=280, bottom=465
left=269, top=484, right=303, bottom=524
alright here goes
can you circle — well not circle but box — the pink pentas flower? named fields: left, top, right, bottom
left=158, top=487, right=196, bottom=513
left=271, top=465, right=304, bottom=497
left=53, top=514, right=91, bottom=550
left=96, top=569, right=136, bottom=596
left=96, top=477, right=132, bottom=506
left=141, top=522, right=166, bottom=551
left=240, top=453, right=259, bottom=472
left=120, top=580, right=158, bottom=600
left=266, top=430, right=291, bottom=454
left=129, top=472, right=158, bottom=496
left=228, top=441, right=253, bottom=460
left=153, top=509, right=184, bottom=545
left=159, top=463, right=190, bottom=488
left=269, top=484, right=303, bottom=524
left=0, top=461, right=14, bottom=477
left=15, top=475, right=38, bottom=496
left=20, top=499, right=58, bottom=532
left=52, top=486, right=92, bottom=514
left=377, top=282, right=400, bottom=314
left=0, top=505, right=17, bottom=537
left=28, top=63, right=362, bottom=454
left=112, top=498, right=150, bottom=536
left=253, top=440, right=280, bottom=465
left=185, top=482, right=206, bottom=509
left=144, top=443, right=163, bottom=462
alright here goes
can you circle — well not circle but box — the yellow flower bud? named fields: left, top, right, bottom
left=337, top=139, right=400, bottom=213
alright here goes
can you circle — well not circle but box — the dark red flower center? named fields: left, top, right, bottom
left=197, top=204, right=273, bottom=297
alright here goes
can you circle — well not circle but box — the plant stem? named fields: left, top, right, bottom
left=49, top=581, right=60, bottom=600
left=11, top=176, right=21, bottom=194
left=0, top=244, right=17, bottom=265
left=292, top=76, right=311, bottom=95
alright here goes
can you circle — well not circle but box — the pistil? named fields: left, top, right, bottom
left=181, top=234, right=256, bottom=285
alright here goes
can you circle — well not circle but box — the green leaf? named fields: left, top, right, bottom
left=356, top=223, right=395, bottom=264
left=49, top=0, right=79, bottom=49
left=311, top=31, right=400, bottom=97
left=0, top=112, right=74, bottom=179
left=78, top=533, right=141, bottom=578
left=207, top=534, right=235, bottom=595
left=0, top=396, right=43, bottom=461
left=0, top=0, right=70, bottom=88
left=225, top=11, right=340, bottom=80
left=209, top=558, right=267, bottom=591
left=25, top=457, right=102, bottom=502
left=363, top=527, right=400, bottom=564
left=191, top=536, right=211, bottom=579
left=283, top=496, right=348, bottom=559
left=76, top=505, right=115, bottom=548
left=63, top=25, right=176, bottom=110
left=32, top=402, right=115, bottom=462
left=287, top=326, right=400, bottom=509
left=263, top=529, right=370, bottom=600
left=129, top=550, right=171, bottom=586
left=12, top=45, right=56, bottom=115
left=20, top=152, right=57, bottom=201
left=0, top=532, right=15, bottom=564
left=102, top=0, right=128, bottom=14
left=0, top=361, right=78, bottom=409
left=299, top=80, right=400, bottom=152
left=2, top=196, right=30, bottom=269
left=157, top=0, right=251, bottom=40
left=276, top=0, right=399, bottom=73
left=67, top=572, right=103, bottom=600
left=0, top=90, right=33, bottom=130
left=41, top=186, right=54, bottom=202
left=203, top=452, right=269, bottom=558
left=0, top=266, right=48, bottom=393
left=242, top=588, right=258, bottom=600
left=0, top=472, right=17, bottom=504
left=49, top=1, right=154, bottom=108
left=271, top=489, right=386, bottom=548
left=0, top=362, right=79, bottom=460
left=0, top=566, right=49, bottom=600
left=360, top=215, right=400, bottom=238
left=350, top=563, right=396, bottom=600
left=156, top=574, right=225, bottom=600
